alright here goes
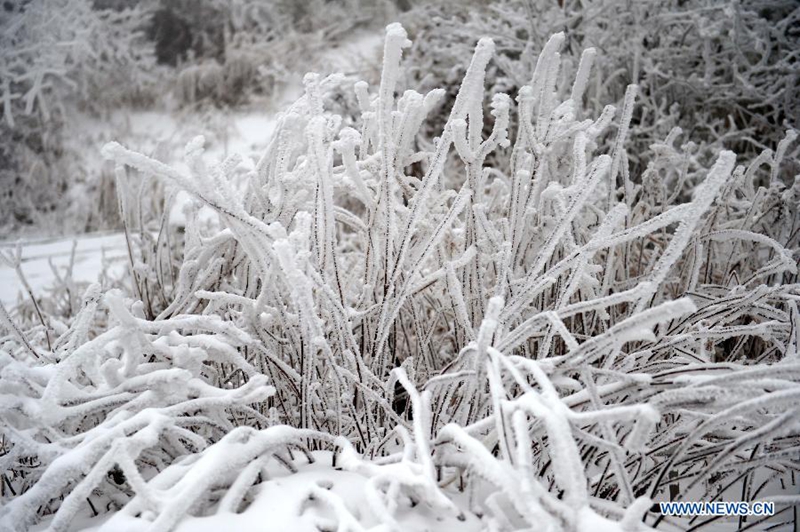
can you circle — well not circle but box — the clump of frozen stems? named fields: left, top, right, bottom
left=2, top=22, right=799, bottom=532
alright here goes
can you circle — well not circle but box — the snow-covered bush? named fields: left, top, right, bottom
left=2, top=21, right=799, bottom=532
left=0, top=0, right=156, bottom=126
left=401, top=0, right=800, bottom=177
left=169, top=0, right=397, bottom=108
left=0, top=0, right=157, bottom=232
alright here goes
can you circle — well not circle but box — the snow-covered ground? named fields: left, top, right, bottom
left=26, top=450, right=483, bottom=532
left=0, top=232, right=128, bottom=307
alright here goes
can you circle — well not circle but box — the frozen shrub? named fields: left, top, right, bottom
left=401, top=0, right=800, bottom=178
left=0, top=0, right=156, bottom=126
left=2, top=21, right=799, bottom=532
left=0, top=0, right=157, bottom=233
left=167, top=0, right=397, bottom=108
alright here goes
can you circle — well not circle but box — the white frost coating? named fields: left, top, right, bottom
left=570, top=47, right=596, bottom=105
left=634, top=150, right=736, bottom=313
left=609, top=84, right=637, bottom=204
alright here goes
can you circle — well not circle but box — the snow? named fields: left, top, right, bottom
left=28, top=452, right=481, bottom=532
left=0, top=232, right=128, bottom=307
left=151, top=455, right=480, bottom=532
